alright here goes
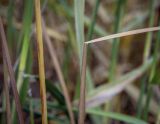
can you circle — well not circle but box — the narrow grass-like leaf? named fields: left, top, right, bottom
left=86, top=27, right=160, bottom=44
left=12, top=1, right=34, bottom=123
left=16, top=0, right=33, bottom=92
left=143, top=88, right=153, bottom=120
left=45, top=79, right=65, bottom=105
left=142, top=0, right=156, bottom=119
left=87, top=0, right=100, bottom=40
left=85, top=0, right=100, bottom=95
left=34, top=0, right=48, bottom=123
left=3, top=53, right=11, bottom=124
left=74, top=0, right=85, bottom=64
left=0, top=18, right=24, bottom=124
left=20, top=46, right=33, bottom=103
left=78, top=43, right=88, bottom=124
left=104, top=1, right=126, bottom=122
left=74, top=0, right=89, bottom=123
left=150, top=24, right=160, bottom=81
left=143, top=0, right=155, bottom=61
left=136, top=76, right=147, bottom=118
left=83, top=58, right=153, bottom=107
left=42, top=19, right=75, bottom=124
left=86, top=109, right=147, bottom=124
left=86, top=0, right=102, bottom=123
left=109, top=0, right=126, bottom=81
left=6, top=0, right=14, bottom=54
left=74, top=0, right=94, bottom=107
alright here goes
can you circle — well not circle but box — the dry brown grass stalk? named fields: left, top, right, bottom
left=34, top=0, right=48, bottom=123
left=86, top=26, right=160, bottom=44
left=78, top=43, right=88, bottom=124
left=42, top=18, right=75, bottom=124
left=0, top=17, right=24, bottom=124
left=3, top=52, right=11, bottom=124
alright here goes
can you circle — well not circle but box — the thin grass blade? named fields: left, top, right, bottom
left=78, top=43, right=88, bottom=124
left=0, top=18, right=24, bottom=124
left=86, top=27, right=160, bottom=44
left=86, top=109, right=147, bottom=124
left=42, top=19, right=75, bottom=124
left=85, top=58, right=153, bottom=107
left=16, top=0, right=34, bottom=92
left=109, top=0, right=126, bottom=81
left=3, top=52, right=11, bottom=124
left=34, top=0, right=48, bottom=123
left=74, top=0, right=85, bottom=63
left=142, top=0, right=156, bottom=119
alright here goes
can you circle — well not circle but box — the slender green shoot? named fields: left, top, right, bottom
left=87, top=0, right=100, bottom=40
left=143, top=0, right=155, bottom=62
left=142, top=0, right=155, bottom=120
left=12, top=1, right=33, bottom=123
left=109, top=0, right=126, bottom=81
left=74, top=0, right=85, bottom=65
left=16, top=0, right=33, bottom=93
left=86, top=109, right=147, bottom=124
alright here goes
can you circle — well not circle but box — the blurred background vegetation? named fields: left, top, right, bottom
left=0, top=0, right=160, bottom=124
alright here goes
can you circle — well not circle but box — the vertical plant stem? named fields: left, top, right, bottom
left=109, top=0, right=126, bottom=81
left=86, top=0, right=102, bottom=123
left=150, top=20, right=160, bottom=82
left=12, top=1, right=34, bottom=123
left=87, top=0, right=100, bottom=41
left=0, top=18, right=24, bottom=124
left=74, top=0, right=93, bottom=116
left=17, top=0, right=33, bottom=92
left=34, top=0, right=48, bottom=124
left=3, top=53, right=11, bottom=124
left=86, top=0, right=100, bottom=92
left=150, top=25, right=160, bottom=121
left=143, top=0, right=155, bottom=62
left=136, top=77, right=146, bottom=118
left=146, top=13, right=160, bottom=121
left=105, top=0, right=126, bottom=123
left=7, top=0, right=14, bottom=55
left=30, top=99, right=34, bottom=124
left=136, top=0, right=155, bottom=119
left=42, top=19, right=75, bottom=124
left=142, top=0, right=155, bottom=120
left=74, top=0, right=85, bottom=66
left=84, top=0, right=100, bottom=95
left=78, top=43, right=88, bottom=124
left=143, top=88, right=153, bottom=120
